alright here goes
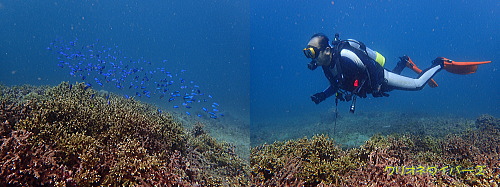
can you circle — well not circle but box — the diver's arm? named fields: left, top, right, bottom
left=311, top=85, right=338, bottom=104
left=323, top=85, right=337, bottom=98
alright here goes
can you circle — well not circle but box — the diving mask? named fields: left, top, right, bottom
left=303, top=46, right=320, bottom=59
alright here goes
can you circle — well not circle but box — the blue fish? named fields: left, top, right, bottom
left=50, top=38, right=224, bottom=119
left=84, top=83, right=92, bottom=90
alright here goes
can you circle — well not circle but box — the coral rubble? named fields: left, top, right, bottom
left=0, top=82, right=249, bottom=186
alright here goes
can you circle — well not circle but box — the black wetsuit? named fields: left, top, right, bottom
left=315, top=40, right=443, bottom=103
left=321, top=41, right=384, bottom=99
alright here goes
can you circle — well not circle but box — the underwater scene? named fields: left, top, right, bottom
left=0, top=0, right=498, bottom=186
left=1, top=0, right=250, bottom=185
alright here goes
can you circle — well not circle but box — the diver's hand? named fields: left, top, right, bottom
left=311, top=92, right=326, bottom=104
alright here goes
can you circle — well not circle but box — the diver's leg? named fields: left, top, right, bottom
left=384, top=64, right=442, bottom=90
left=392, top=56, right=408, bottom=75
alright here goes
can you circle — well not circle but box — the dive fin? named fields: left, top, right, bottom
left=437, top=57, right=492, bottom=75
left=405, top=56, right=439, bottom=88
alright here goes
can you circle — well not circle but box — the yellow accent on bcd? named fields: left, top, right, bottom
left=375, top=51, right=386, bottom=67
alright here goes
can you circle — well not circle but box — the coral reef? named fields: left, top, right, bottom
left=251, top=135, right=360, bottom=186
left=3, top=82, right=498, bottom=186
left=0, top=82, right=249, bottom=186
left=251, top=115, right=500, bottom=186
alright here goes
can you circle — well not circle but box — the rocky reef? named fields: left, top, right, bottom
left=251, top=114, right=500, bottom=186
left=0, top=82, right=249, bottom=186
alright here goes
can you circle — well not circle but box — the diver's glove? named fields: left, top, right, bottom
left=311, top=92, right=327, bottom=104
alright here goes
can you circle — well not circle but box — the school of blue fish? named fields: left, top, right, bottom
left=47, top=38, right=223, bottom=119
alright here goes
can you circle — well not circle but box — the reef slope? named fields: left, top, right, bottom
left=0, top=82, right=249, bottom=186
left=251, top=115, right=500, bottom=186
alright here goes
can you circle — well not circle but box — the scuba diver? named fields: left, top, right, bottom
left=303, top=33, right=491, bottom=113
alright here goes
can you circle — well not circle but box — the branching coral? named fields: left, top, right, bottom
left=251, top=116, right=500, bottom=186
left=251, top=135, right=358, bottom=186
left=2, top=82, right=498, bottom=186
left=0, top=82, right=249, bottom=186
left=0, top=129, right=65, bottom=186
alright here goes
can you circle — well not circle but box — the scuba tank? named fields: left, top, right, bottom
left=332, top=33, right=386, bottom=67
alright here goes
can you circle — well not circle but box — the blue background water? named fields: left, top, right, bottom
left=250, top=0, right=499, bottom=129
left=0, top=0, right=250, bottom=121
left=0, top=0, right=498, bottom=147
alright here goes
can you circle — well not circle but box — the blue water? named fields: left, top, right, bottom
left=0, top=0, right=250, bottom=121
left=0, top=0, right=498, bottom=147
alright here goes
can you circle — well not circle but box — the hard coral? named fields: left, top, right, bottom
left=0, top=129, right=64, bottom=186
left=476, top=114, right=500, bottom=130
left=251, top=135, right=356, bottom=186
left=251, top=115, right=500, bottom=186
left=0, top=82, right=249, bottom=186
